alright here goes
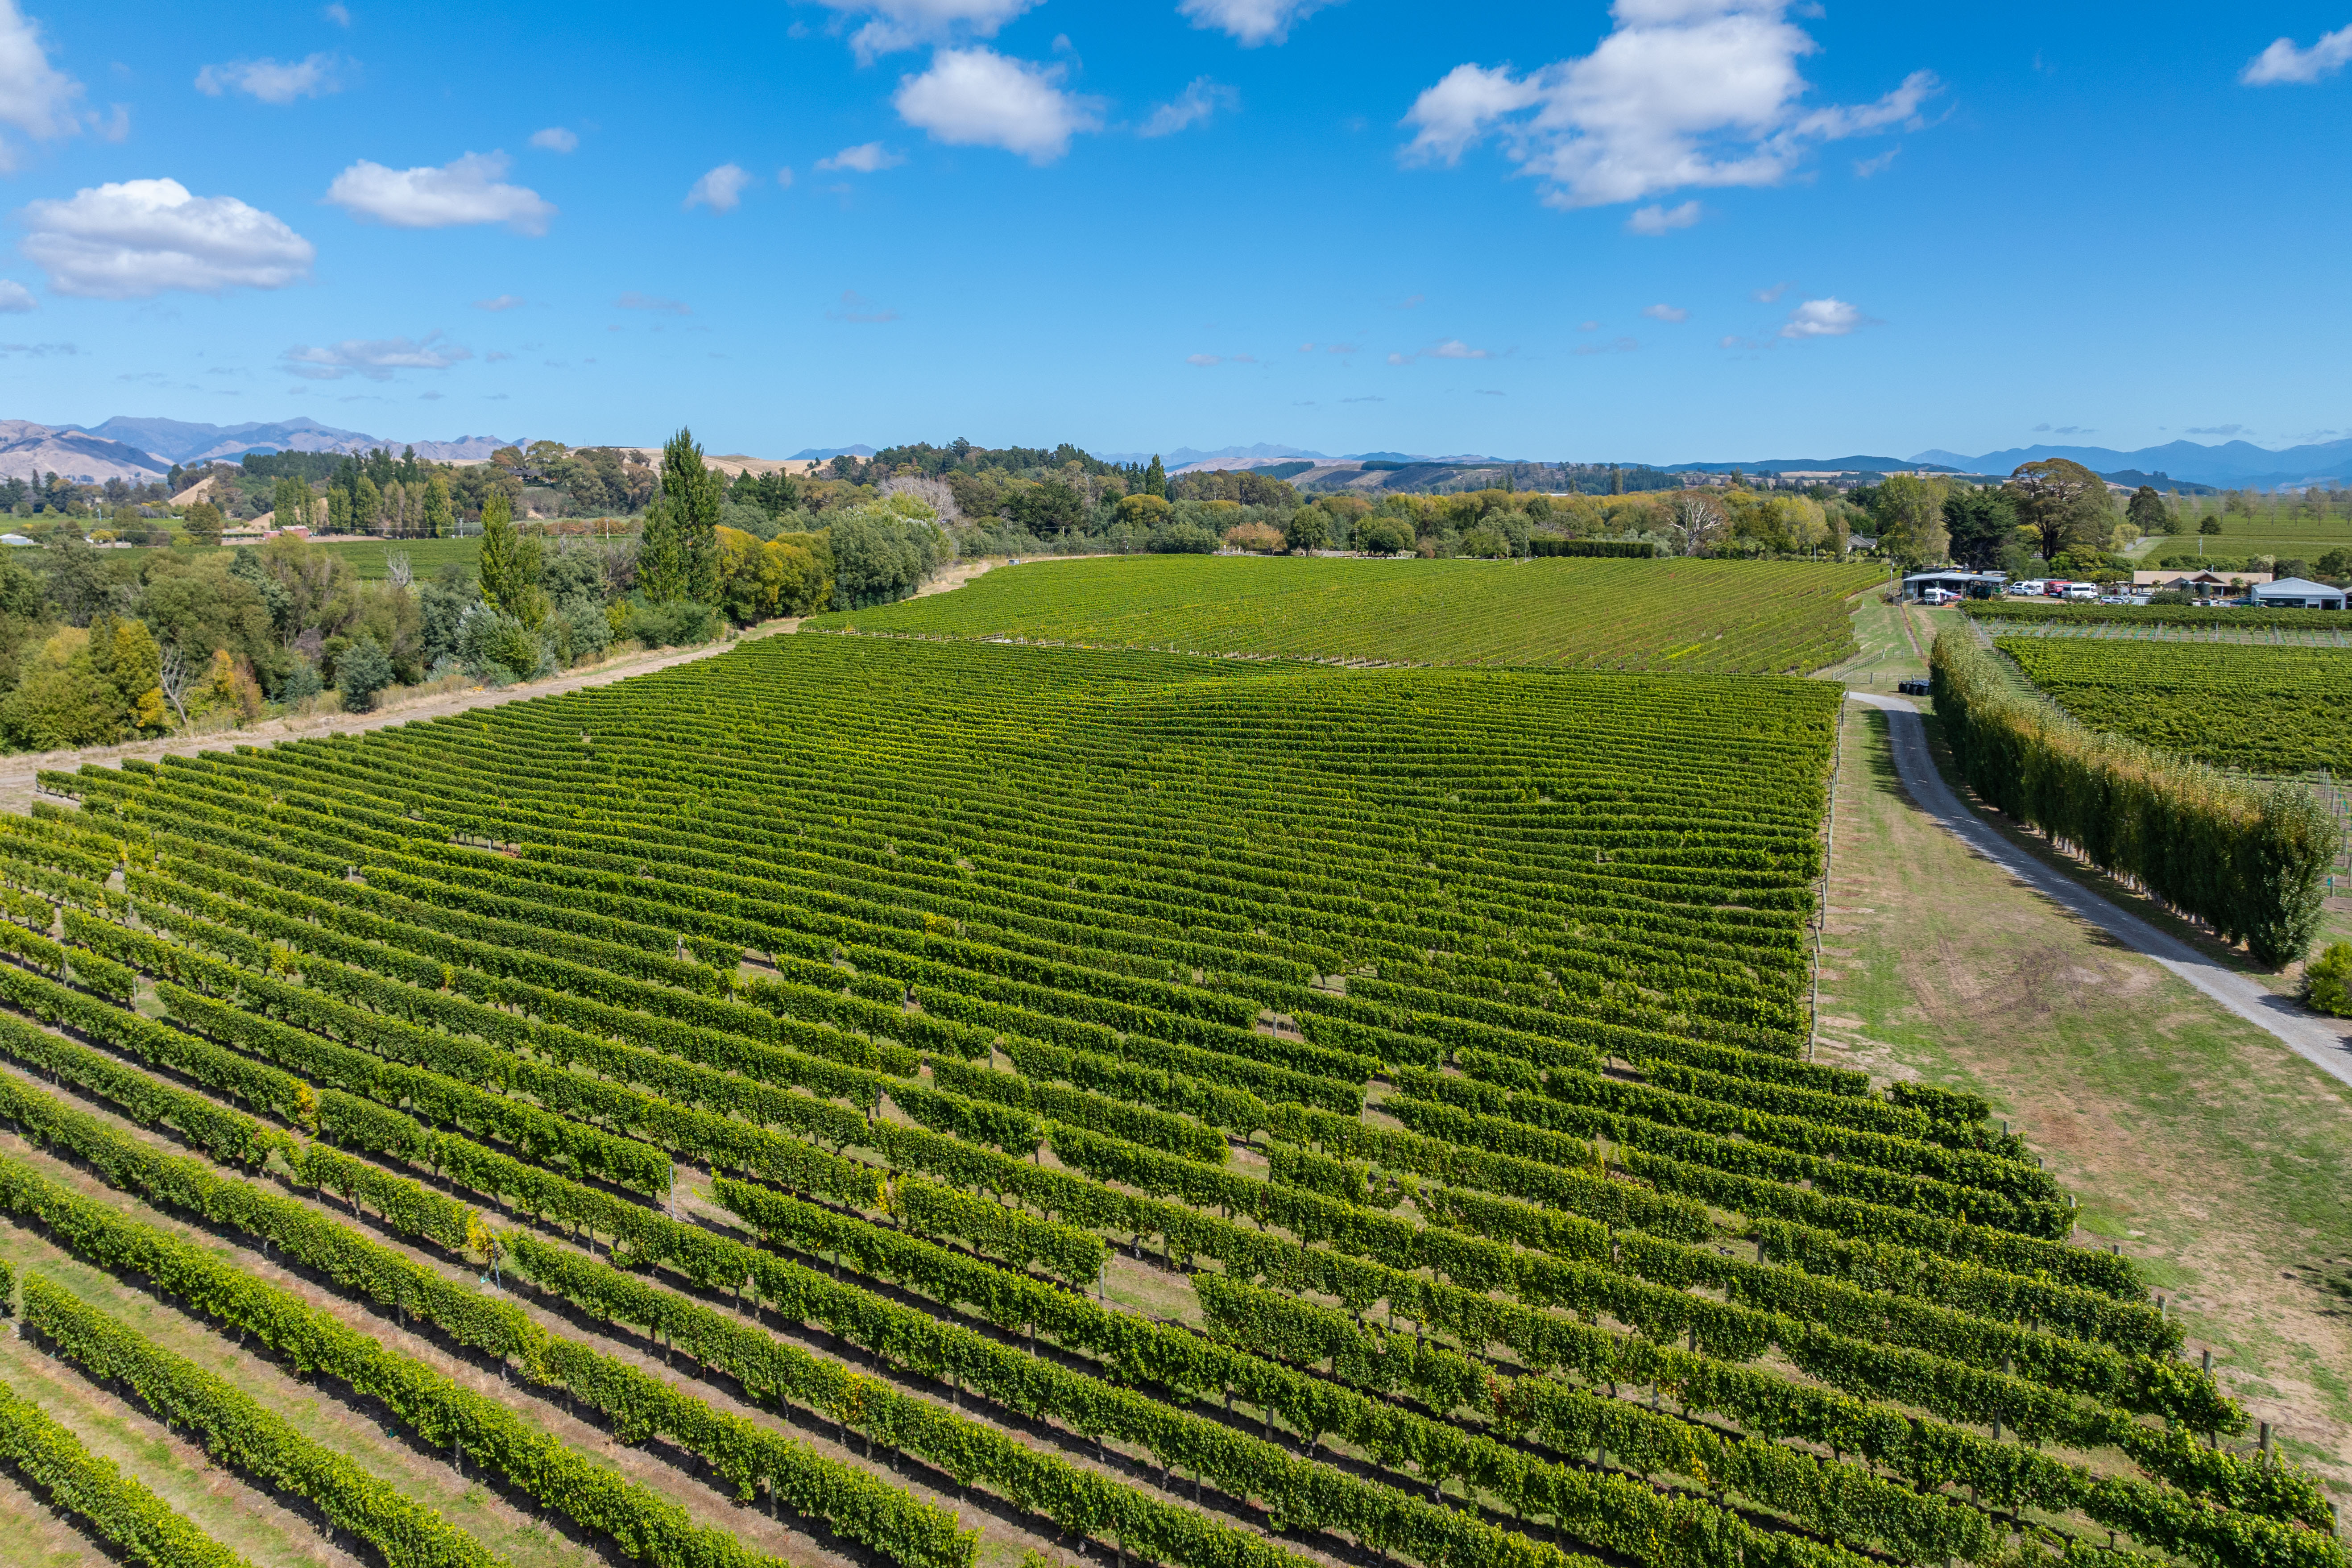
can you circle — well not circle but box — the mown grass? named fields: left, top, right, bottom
left=1813, top=703, right=2352, bottom=1502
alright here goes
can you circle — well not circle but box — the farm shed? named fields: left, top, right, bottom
left=2250, top=577, right=2348, bottom=609
left=1901, top=570, right=2007, bottom=601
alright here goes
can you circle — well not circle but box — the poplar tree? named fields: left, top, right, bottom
left=479, top=490, right=521, bottom=613
left=1145, top=455, right=1167, bottom=497
left=640, top=426, right=723, bottom=604
left=422, top=474, right=454, bottom=539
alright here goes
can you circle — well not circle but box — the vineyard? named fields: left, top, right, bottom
left=805, top=555, right=1881, bottom=673
left=1966, top=601, right=2352, bottom=635
left=1997, top=638, right=2352, bottom=774
left=0, top=630, right=2331, bottom=1568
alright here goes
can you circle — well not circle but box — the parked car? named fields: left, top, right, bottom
left=2011, top=579, right=2048, bottom=596
left=1918, top=587, right=1958, bottom=605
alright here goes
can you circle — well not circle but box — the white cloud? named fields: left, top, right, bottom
left=1626, top=199, right=1700, bottom=233
left=894, top=48, right=1101, bottom=163
left=1852, top=146, right=1899, bottom=177
left=281, top=332, right=472, bottom=381
left=1398, top=63, right=1542, bottom=165
left=0, top=279, right=31, bottom=311
left=1640, top=302, right=1688, bottom=322
left=0, top=0, right=85, bottom=166
left=814, top=0, right=1040, bottom=61
left=194, top=54, right=341, bottom=104
left=816, top=141, right=907, bottom=173
left=1178, top=0, right=1339, bottom=47
left=529, top=126, right=578, bottom=153
left=1186, top=353, right=1223, bottom=365
left=1141, top=77, right=1240, bottom=137
left=1425, top=338, right=1491, bottom=359
left=472, top=294, right=524, bottom=311
left=326, top=152, right=555, bottom=234
left=1781, top=296, right=1861, bottom=338
left=778, top=166, right=795, bottom=187
left=1752, top=280, right=1789, bottom=302
left=1575, top=335, right=1638, bottom=356
left=684, top=163, right=753, bottom=211
left=2242, top=25, right=2352, bottom=84
left=20, top=178, right=315, bottom=298
left=1400, top=1, right=1938, bottom=211
left=614, top=291, right=689, bottom=315
left=323, top=2, right=352, bottom=23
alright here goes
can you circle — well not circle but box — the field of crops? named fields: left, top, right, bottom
left=0, top=631, right=2322, bottom=1568
left=1999, top=636, right=2352, bottom=774
left=1967, top=600, right=2352, bottom=636
left=807, top=555, right=1881, bottom=672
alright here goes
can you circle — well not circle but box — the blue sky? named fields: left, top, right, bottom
left=0, top=0, right=2348, bottom=463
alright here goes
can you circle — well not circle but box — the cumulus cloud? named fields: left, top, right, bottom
left=685, top=163, right=753, bottom=211
left=2242, top=25, right=2352, bottom=84
left=20, top=178, right=315, bottom=298
left=327, top=152, right=555, bottom=233
left=1141, top=77, right=1239, bottom=137
left=281, top=332, right=472, bottom=382
left=894, top=47, right=1102, bottom=163
left=1400, top=1, right=1938, bottom=211
left=0, top=0, right=87, bottom=167
left=1178, top=0, right=1339, bottom=47
left=529, top=126, right=579, bottom=153
left=816, top=141, right=907, bottom=172
left=1627, top=199, right=1701, bottom=234
left=472, top=294, right=524, bottom=311
left=1640, top=302, right=1688, bottom=322
left=813, top=0, right=1040, bottom=61
left=1780, top=296, right=1862, bottom=338
left=0, top=279, right=32, bottom=311
left=614, top=291, right=689, bottom=315
left=195, top=53, right=341, bottom=103
left=1425, top=338, right=1491, bottom=359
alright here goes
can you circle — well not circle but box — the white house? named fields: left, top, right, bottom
left=2249, top=577, right=2348, bottom=610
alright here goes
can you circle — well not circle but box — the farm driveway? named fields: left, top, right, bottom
left=1848, top=690, right=2352, bottom=1094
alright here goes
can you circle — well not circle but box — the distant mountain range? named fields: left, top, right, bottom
left=1905, top=439, right=2352, bottom=490
left=789, top=444, right=878, bottom=460
left=5, top=416, right=518, bottom=475
left=0, top=422, right=173, bottom=484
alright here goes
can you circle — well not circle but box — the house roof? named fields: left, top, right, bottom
left=2253, top=577, right=2344, bottom=597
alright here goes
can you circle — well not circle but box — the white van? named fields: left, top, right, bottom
left=1918, top=587, right=1958, bottom=605
left=2062, top=582, right=2098, bottom=601
left=2011, top=579, right=2047, bottom=596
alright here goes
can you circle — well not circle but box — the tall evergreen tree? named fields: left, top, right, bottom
left=478, top=490, right=521, bottom=612
left=422, top=474, right=454, bottom=539
left=1145, top=455, right=1167, bottom=498
left=641, top=426, right=723, bottom=604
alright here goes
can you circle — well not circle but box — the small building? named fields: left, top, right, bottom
left=2250, top=577, right=2348, bottom=610
left=2132, top=569, right=2270, bottom=592
left=0, top=534, right=34, bottom=547
left=1900, top=570, right=2008, bottom=601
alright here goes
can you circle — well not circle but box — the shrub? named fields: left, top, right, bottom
left=1356, top=516, right=1413, bottom=555
left=337, top=635, right=395, bottom=713
left=625, top=597, right=721, bottom=649
left=1222, top=522, right=1284, bottom=554
left=2306, top=943, right=2352, bottom=1016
